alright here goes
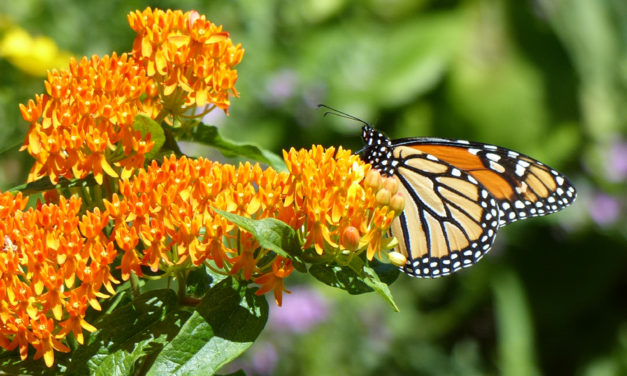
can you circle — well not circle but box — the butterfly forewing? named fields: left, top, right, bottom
left=390, top=146, right=500, bottom=277
left=402, top=139, right=577, bottom=226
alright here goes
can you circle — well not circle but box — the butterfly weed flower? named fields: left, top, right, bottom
left=104, top=149, right=400, bottom=308
left=0, top=193, right=117, bottom=367
left=6, top=8, right=414, bottom=367
left=19, top=53, right=159, bottom=185
left=283, top=146, right=402, bottom=262
left=105, top=155, right=294, bottom=285
left=127, top=8, right=244, bottom=117
left=254, top=257, right=293, bottom=307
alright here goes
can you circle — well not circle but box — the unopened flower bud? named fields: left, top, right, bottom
left=375, top=188, right=391, bottom=205
left=388, top=251, right=407, bottom=267
left=381, top=177, right=399, bottom=195
left=390, top=192, right=405, bottom=214
left=365, top=169, right=382, bottom=189
left=341, top=226, right=361, bottom=251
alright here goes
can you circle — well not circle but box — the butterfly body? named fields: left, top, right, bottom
left=360, top=125, right=577, bottom=278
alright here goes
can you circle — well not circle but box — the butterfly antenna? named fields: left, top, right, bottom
left=317, top=104, right=371, bottom=128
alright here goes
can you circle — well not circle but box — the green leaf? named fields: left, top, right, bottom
left=147, top=278, right=268, bottom=376
left=212, top=208, right=304, bottom=270
left=360, top=264, right=399, bottom=312
left=180, top=122, right=286, bottom=171
left=64, top=289, right=189, bottom=376
left=310, top=258, right=399, bottom=311
left=492, top=268, right=541, bottom=376
left=8, top=175, right=96, bottom=195
left=370, top=258, right=401, bottom=286
left=186, top=266, right=215, bottom=297
left=309, top=263, right=371, bottom=294
left=133, top=114, right=166, bottom=160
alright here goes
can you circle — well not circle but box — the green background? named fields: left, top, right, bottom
left=0, top=0, right=625, bottom=375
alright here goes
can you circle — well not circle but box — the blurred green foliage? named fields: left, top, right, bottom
left=0, top=0, right=625, bottom=375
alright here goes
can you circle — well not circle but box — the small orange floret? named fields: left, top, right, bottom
left=254, top=257, right=293, bottom=306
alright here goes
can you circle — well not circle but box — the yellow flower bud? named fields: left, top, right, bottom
left=390, top=192, right=405, bottom=214
left=381, top=177, right=399, bottom=195
left=364, top=169, right=382, bottom=189
left=387, top=251, right=407, bottom=267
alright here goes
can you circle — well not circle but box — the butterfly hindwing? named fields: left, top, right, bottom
left=390, top=145, right=501, bottom=278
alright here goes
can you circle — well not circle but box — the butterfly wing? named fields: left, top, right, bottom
left=389, top=145, right=501, bottom=278
left=394, top=137, right=577, bottom=227
left=360, top=125, right=576, bottom=278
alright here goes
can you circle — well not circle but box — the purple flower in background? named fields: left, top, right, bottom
left=268, top=286, right=331, bottom=333
left=606, top=141, right=627, bottom=182
left=588, top=192, right=621, bottom=226
left=250, top=343, right=278, bottom=376
left=265, top=69, right=297, bottom=106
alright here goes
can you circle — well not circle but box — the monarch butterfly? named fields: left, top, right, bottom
left=320, top=105, right=577, bottom=278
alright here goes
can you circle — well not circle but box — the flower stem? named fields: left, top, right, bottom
left=129, top=272, right=140, bottom=297
left=176, top=270, right=188, bottom=303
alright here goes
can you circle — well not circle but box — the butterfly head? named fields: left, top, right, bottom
left=316, top=105, right=395, bottom=174
left=360, top=126, right=396, bottom=176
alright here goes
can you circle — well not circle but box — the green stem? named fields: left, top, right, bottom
left=163, top=127, right=183, bottom=156
left=129, top=272, right=140, bottom=298
left=154, top=107, right=170, bottom=124
left=176, top=270, right=188, bottom=303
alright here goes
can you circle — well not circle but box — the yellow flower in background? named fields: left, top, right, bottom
left=128, top=8, right=244, bottom=115
left=0, top=26, right=72, bottom=77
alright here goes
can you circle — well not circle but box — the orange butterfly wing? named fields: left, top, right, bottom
left=361, top=126, right=577, bottom=278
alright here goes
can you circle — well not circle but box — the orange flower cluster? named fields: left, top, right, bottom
left=104, top=147, right=402, bottom=306
left=19, top=53, right=159, bottom=185
left=9, top=8, right=405, bottom=367
left=285, top=146, right=404, bottom=260
left=104, top=155, right=295, bottom=305
left=128, top=8, right=244, bottom=114
left=19, top=7, right=244, bottom=187
left=0, top=192, right=117, bottom=367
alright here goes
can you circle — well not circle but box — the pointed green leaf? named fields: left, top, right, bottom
left=62, top=289, right=188, bottom=375
left=309, top=263, right=372, bottom=294
left=310, top=258, right=399, bottom=311
left=212, top=208, right=303, bottom=269
left=180, top=122, right=286, bottom=171
left=361, top=264, right=399, bottom=312
left=147, top=278, right=268, bottom=376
